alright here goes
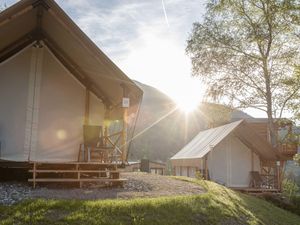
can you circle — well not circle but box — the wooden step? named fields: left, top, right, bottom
left=28, top=178, right=127, bottom=182
left=29, top=170, right=120, bottom=173
left=29, top=161, right=124, bottom=188
left=29, top=161, right=120, bottom=165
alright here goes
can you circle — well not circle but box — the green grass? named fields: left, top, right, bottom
left=1, top=178, right=300, bottom=225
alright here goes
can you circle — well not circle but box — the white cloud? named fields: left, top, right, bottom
left=2, top=0, right=206, bottom=108
left=56, top=0, right=206, bottom=107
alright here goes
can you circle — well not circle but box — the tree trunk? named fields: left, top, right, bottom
left=266, top=97, right=277, bottom=147
left=263, top=59, right=277, bottom=147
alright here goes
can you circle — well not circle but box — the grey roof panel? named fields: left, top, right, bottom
left=171, top=120, right=243, bottom=160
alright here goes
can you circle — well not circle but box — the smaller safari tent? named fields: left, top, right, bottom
left=171, top=120, right=282, bottom=189
left=0, top=0, right=143, bottom=165
left=126, top=159, right=166, bottom=175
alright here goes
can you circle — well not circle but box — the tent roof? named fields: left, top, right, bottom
left=171, top=120, right=278, bottom=161
left=0, top=0, right=143, bottom=111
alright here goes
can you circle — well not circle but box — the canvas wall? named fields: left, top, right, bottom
left=0, top=47, right=31, bottom=161
left=208, top=135, right=261, bottom=187
left=0, top=45, right=105, bottom=162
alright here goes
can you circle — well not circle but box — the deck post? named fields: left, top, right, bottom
left=277, top=160, right=285, bottom=191
left=33, top=162, right=36, bottom=188
left=204, top=155, right=208, bottom=180
left=121, top=107, right=128, bottom=163
left=276, top=161, right=280, bottom=190
left=104, top=126, right=108, bottom=147
left=121, top=84, right=129, bottom=164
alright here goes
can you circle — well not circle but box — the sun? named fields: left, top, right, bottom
left=171, top=80, right=204, bottom=114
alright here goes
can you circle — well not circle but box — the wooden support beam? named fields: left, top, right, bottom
left=0, top=31, right=35, bottom=64
left=104, top=126, right=108, bottom=147
left=121, top=107, right=128, bottom=163
left=121, top=84, right=128, bottom=163
left=204, top=155, right=208, bottom=180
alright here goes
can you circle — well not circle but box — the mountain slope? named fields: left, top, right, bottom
left=129, top=81, right=250, bottom=162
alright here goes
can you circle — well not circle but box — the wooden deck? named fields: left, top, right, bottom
left=231, top=187, right=279, bottom=193
left=0, top=160, right=30, bottom=169
left=28, top=161, right=126, bottom=188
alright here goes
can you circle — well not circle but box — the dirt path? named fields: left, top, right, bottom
left=0, top=173, right=204, bottom=205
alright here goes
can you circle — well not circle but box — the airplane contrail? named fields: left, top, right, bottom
left=161, top=0, right=170, bottom=27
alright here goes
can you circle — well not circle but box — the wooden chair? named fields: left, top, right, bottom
left=249, top=171, right=263, bottom=188
left=78, top=125, right=103, bottom=162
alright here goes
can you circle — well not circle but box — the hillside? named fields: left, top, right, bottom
left=128, top=81, right=252, bottom=162
left=128, top=81, right=205, bottom=161
left=1, top=177, right=299, bottom=225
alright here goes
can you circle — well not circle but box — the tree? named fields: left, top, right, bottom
left=186, top=0, right=300, bottom=146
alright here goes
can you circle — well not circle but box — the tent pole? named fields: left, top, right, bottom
left=121, top=84, right=128, bottom=164
left=121, top=107, right=128, bottom=163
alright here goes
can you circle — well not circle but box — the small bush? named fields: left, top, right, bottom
left=195, top=171, right=204, bottom=180
left=282, top=178, right=299, bottom=200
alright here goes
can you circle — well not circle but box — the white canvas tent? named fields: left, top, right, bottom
left=0, top=0, right=143, bottom=163
left=171, top=120, right=279, bottom=188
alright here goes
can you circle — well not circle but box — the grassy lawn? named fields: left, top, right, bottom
left=1, top=178, right=300, bottom=225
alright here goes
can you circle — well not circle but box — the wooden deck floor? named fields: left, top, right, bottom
left=231, top=187, right=279, bottom=193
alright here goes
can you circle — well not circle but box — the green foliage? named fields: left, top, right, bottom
left=260, top=193, right=300, bottom=216
left=186, top=0, right=300, bottom=121
left=282, top=178, right=300, bottom=200
left=1, top=179, right=300, bottom=225
left=195, top=170, right=204, bottom=180
left=294, top=154, right=300, bottom=165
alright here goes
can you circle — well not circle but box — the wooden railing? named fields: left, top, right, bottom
left=260, top=174, right=277, bottom=189
left=103, top=131, right=123, bottom=162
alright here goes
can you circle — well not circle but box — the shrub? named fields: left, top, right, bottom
left=282, top=178, right=299, bottom=200
left=195, top=171, right=204, bottom=180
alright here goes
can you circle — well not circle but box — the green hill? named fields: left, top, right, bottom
left=1, top=177, right=299, bottom=225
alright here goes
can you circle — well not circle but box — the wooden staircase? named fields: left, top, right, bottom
left=28, top=162, right=126, bottom=188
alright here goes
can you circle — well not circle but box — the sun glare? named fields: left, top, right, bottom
left=176, top=98, right=199, bottom=113
left=172, top=79, right=205, bottom=114
left=119, top=32, right=205, bottom=112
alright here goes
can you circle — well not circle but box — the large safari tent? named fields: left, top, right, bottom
left=0, top=0, right=142, bottom=186
left=171, top=120, right=295, bottom=191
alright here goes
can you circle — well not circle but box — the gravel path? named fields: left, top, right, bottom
left=0, top=173, right=204, bottom=205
